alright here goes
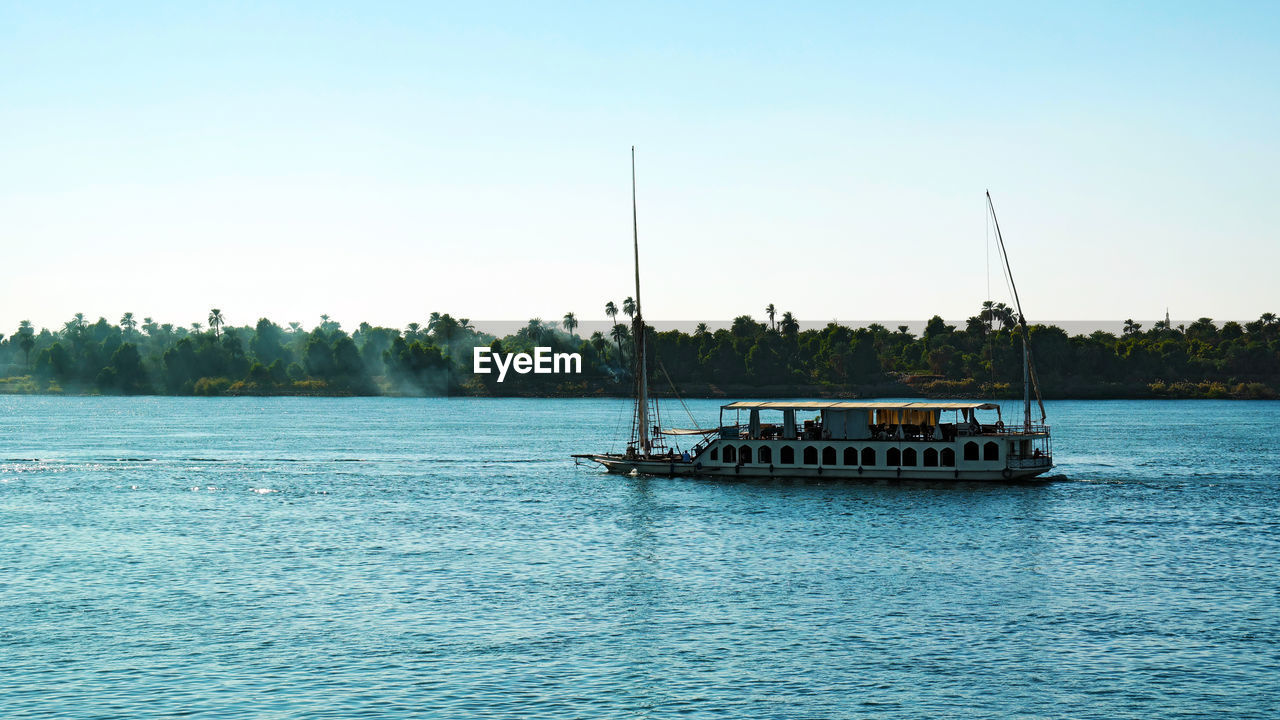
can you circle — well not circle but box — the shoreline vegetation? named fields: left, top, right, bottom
left=1, top=304, right=1277, bottom=400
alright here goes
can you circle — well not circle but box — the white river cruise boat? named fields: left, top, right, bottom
left=575, top=159, right=1052, bottom=481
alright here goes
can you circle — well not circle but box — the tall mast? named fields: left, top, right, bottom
left=986, top=190, right=1046, bottom=428
left=632, top=146, right=650, bottom=454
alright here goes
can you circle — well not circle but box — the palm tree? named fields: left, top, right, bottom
left=605, top=301, right=618, bottom=328
left=562, top=312, right=579, bottom=338
left=406, top=322, right=421, bottom=340
left=694, top=322, right=709, bottom=337
left=191, top=322, right=203, bottom=334
left=780, top=312, right=799, bottom=338
left=1123, top=319, right=1142, bottom=335
left=1262, top=312, right=1278, bottom=327
left=766, top=304, right=777, bottom=331
left=208, top=309, right=225, bottom=338
left=120, top=312, right=137, bottom=336
left=589, top=331, right=608, bottom=358
left=622, top=297, right=636, bottom=319
left=142, top=317, right=157, bottom=336
left=288, top=322, right=302, bottom=335
left=17, top=320, right=34, bottom=369
left=610, top=323, right=629, bottom=361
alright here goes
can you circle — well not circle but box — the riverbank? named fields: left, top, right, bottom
left=3, top=374, right=1275, bottom=400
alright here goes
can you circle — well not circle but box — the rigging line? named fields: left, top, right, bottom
left=658, top=360, right=703, bottom=433
left=986, top=191, right=1047, bottom=423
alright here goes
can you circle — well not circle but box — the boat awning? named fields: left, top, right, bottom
left=720, top=401, right=1000, bottom=411
left=658, top=427, right=718, bottom=436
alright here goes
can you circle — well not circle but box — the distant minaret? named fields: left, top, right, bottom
left=1165, top=308, right=1171, bottom=326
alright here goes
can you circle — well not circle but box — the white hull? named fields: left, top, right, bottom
left=583, top=452, right=1052, bottom=482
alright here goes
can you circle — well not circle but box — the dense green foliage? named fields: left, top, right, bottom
left=1, top=306, right=1277, bottom=398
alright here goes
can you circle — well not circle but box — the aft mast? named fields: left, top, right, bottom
left=631, top=146, right=651, bottom=455
left=986, top=191, right=1046, bottom=429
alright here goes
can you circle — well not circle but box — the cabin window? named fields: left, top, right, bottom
left=923, top=448, right=939, bottom=467
left=780, top=446, right=795, bottom=464
left=984, top=441, right=1000, bottom=461
left=803, top=446, right=818, bottom=465
left=723, top=445, right=736, bottom=463
left=843, top=447, right=857, bottom=465
left=964, top=441, right=979, bottom=461
left=903, top=448, right=918, bottom=466
left=861, top=447, right=875, bottom=466
left=758, top=445, right=772, bottom=464
left=941, top=448, right=955, bottom=467
left=887, top=448, right=901, bottom=466
left=740, top=445, right=753, bottom=464
left=822, top=447, right=836, bottom=466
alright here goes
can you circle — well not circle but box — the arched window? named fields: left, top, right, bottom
left=903, top=448, right=917, bottom=466
left=984, top=441, right=1000, bottom=461
left=923, top=448, right=939, bottom=467
left=861, top=447, right=876, bottom=466
left=710, top=448, right=718, bottom=461
left=941, top=448, right=955, bottom=467
left=887, top=448, right=901, bottom=466
left=803, top=446, right=818, bottom=464
left=740, top=445, right=753, bottom=464
left=822, top=446, right=837, bottom=465
left=964, top=441, right=979, bottom=461
left=723, top=445, right=736, bottom=463
left=758, top=445, right=772, bottom=464
left=843, top=447, right=857, bottom=465
left=780, top=446, right=795, bottom=464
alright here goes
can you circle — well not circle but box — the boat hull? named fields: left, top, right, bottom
left=580, top=454, right=1054, bottom=482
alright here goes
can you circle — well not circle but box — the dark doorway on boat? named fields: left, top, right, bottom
left=903, top=448, right=918, bottom=466
left=710, top=448, right=718, bottom=461
left=822, top=447, right=837, bottom=465
left=740, top=445, right=753, bottom=464
left=964, top=442, right=979, bottom=461
left=887, top=448, right=901, bottom=466
left=780, top=446, right=795, bottom=464
left=923, top=448, right=939, bottom=467
left=758, top=446, right=772, bottom=464
left=861, top=447, right=875, bottom=466
left=843, top=447, right=857, bottom=465
left=803, top=446, right=818, bottom=464
left=983, top=441, right=1000, bottom=461
left=941, top=448, right=955, bottom=466
left=723, top=445, right=736, bottom=463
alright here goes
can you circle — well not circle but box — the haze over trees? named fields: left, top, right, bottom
left=0, top=306, right=1277, bottom=398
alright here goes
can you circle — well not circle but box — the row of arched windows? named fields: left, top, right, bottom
left=713, top=441, right=1000, bottom=467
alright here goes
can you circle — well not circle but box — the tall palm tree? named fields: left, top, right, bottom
left=610, top=323, right=629, bottom=361
left=766, top=304, right=777, bottom=331
left=191, top=322, right=203, bottom=334
left=406, top=322, right=421, bottom=340
left=1262, top=312, right=1278, bottom=327
left=17, top=320, right=35, bottom=369
left=605, top=301, right=618, bottom=328
left=1123, top=319, right=1142, bottom=335
left=208, top=309, right=225, bottom=338
left=120, top=312, right=137, bottom=336
left=780, top=312, right=799, bottom=338
left=694, top=322, right=709, bottom=337
left=288, top=322, right=302, bottom=335
left=622, top=297, right=636, bottom=319
left=562, top=312, right=579, bottom=338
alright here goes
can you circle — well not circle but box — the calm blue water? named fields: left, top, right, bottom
left=1, top=397, right=1277, bottom=719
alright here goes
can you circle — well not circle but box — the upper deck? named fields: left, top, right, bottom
left=716, top=400, right=1048, bottom=442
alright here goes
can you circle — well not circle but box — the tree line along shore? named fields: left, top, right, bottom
left=0, top=304, right=1277, bottom=399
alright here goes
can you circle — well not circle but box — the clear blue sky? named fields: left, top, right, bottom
left=3, top=1, right=1277, bottom=333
